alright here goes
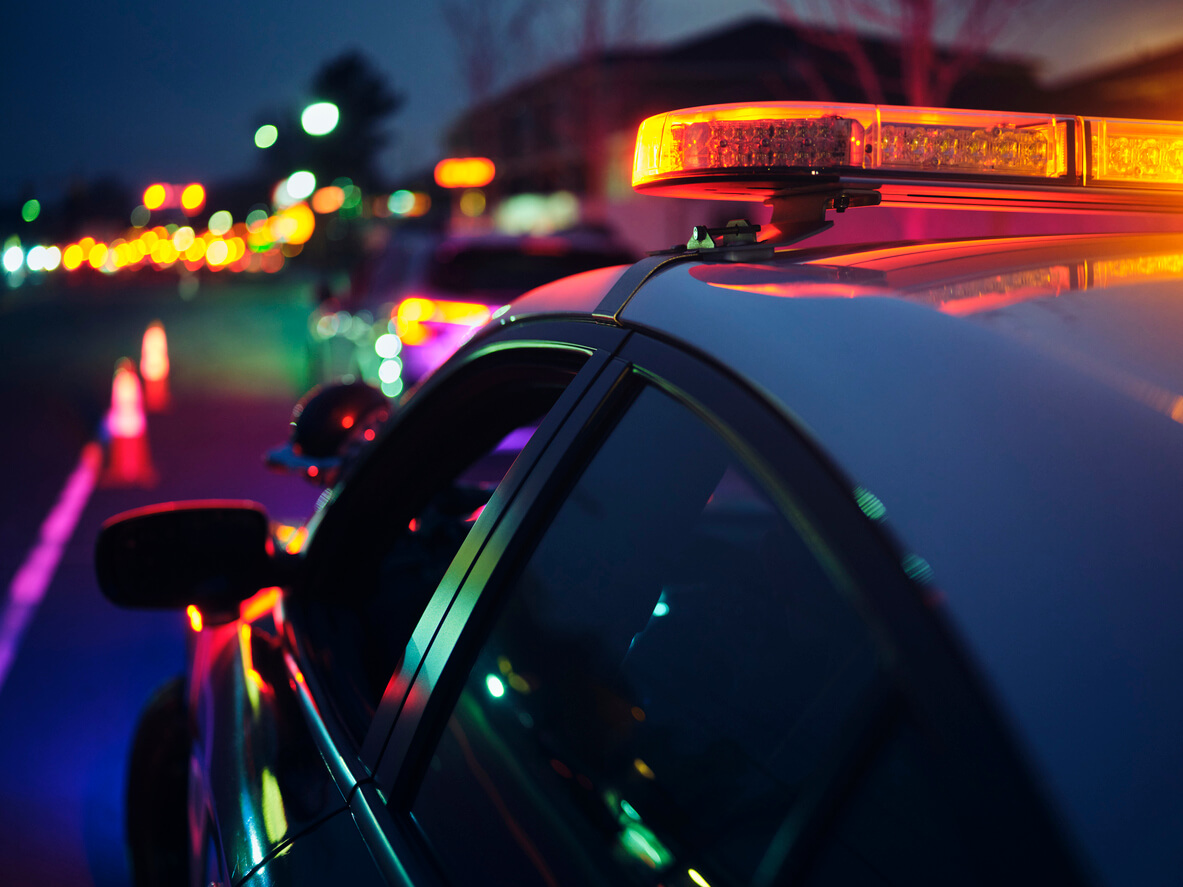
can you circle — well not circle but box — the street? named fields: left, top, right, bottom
left=0, top=272, right=323, bottom=886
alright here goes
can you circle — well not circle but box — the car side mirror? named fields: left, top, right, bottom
left=95, top=500, right=285, bottom=621
left=266, top=381, right=390, bottom=486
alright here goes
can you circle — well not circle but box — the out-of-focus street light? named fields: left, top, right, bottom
left=21, top=199, right=40, bottom=222
left=286, top=171, right=317, bottom=201
left=434, top=157, right=495, bottom=189
left=301, top=102, right=339, bottom=136
left=255, top=124, right=278, bottom=149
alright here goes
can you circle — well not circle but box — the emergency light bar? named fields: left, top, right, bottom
left=632, top=102, right=1183, bottom=213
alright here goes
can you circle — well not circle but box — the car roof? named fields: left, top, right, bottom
left=509, top=229, right=1183, bottom=884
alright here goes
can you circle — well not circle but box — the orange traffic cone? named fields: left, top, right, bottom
left=140, top=319, right=170, bottom=412
left=101, top=357, right=157, bottom=488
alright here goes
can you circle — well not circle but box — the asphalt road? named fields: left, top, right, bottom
left=0, top=270, right=325, bottom=886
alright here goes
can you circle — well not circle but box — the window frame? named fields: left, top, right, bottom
left=280, top=319, right=628, bottom=793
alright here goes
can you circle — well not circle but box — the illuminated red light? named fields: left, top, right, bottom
left=364, top=429, right=376, bottom=441
left=341, top=415, right=355, bottom=429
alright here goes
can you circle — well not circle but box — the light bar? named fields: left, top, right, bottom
left=633, top=102, right=1183, bottom=205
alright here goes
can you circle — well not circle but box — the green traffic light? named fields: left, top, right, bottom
left=21, top=199, right=40, bottom=222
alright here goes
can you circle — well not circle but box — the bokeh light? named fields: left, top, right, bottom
left=3, top=245, right=24, bottom=273
left=254, top=124, right=278, bottom=149
left=301, top=102, right=339, bottom=136
left=388, top=190, right=415, bottom=215
left=434, top=157, right=496, bottom=188
left=87, top=243, right=108, bottom=270
left=206, top=240, right=229, bottom=266
left=143, top=184, right=168, bottom=210
left=181, top=183, right=206, bottom=214
left=62, top=244, right=84, bottom=271
left=172, top=227, right=195, bottom=251
left=43, top=246, right=61, bottom=271
left=208, top=210, right=233, bottom=235
left=130, top=205, right=150, bottom=227
left=286, top=171, right=316, bottom=201
left=311, top=186, right=345, bottom=214
left=25, top=245, right=46, bottom=271
left=459, top=189, right=487, bottom=217
left=246, top=208, right=269, bottom=231
left=21, top=199, right=40, bottom=222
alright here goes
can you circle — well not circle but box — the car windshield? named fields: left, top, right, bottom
left=427, top=244, right=633, bottom=295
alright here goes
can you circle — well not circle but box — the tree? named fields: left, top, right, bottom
left=765, top=0, right=1036, bottom=107
left=260, top=51, right=403, bottom=193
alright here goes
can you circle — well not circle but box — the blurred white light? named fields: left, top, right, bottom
left=378, top=357, right=403, bottom=384
left=374, top=333, right=402, bottom=359
left=380, top=378, right=404, bottom=398
left=388, top=190, right=415, bottom=215
left=42, top=246, right=61, bottom=271
left=301, top=102, right=339, bottom=136
left=25, top=246, right=46, bottom=272
left=208, top=211, right=233, bottom=236
left=286, top=171, right=316, bottom=201
left=3, top=246, right=24, bottom=273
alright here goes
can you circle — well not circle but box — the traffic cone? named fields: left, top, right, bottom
left=140, top=319, right=170, bottom=412
left=101, top=357, right=157, bottom=488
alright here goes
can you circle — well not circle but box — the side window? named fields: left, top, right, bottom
left=295, top=357, right=582, bottom=747
left=410, top=385, right=885, bottom=887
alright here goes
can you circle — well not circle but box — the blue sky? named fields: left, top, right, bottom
left=3, top=0, right=1182, bottom=204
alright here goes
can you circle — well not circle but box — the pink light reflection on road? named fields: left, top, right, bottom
left=0, top=442, right=103, bottom=695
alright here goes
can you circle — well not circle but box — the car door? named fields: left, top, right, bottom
left=241, top=320, right=627, bottom=885
left=341, top=330, right=1087, bottom=886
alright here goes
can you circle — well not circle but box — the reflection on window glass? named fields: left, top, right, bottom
left=304, top=423, right=541, bottom=743
left=412, top=387, right=882, bottom=887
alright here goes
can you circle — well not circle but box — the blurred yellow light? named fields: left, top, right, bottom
left=273, top=202, right=315, bottom=244
left=172, top=227, right=195, bottom=251
left=311, top=186, right=345, bottom=214
left=87, top=243, right=108, bottom=269
left=62, top=244, right=84, bottom=271
left=143, top=184, right=167, bottom=210
left=184, top=238, right=206, bottom=262
left=181, top=183, right=205, bottom=213
left=186, top=605, right=203, bottom=632
left=459, top=189, right=486, bottom=217
left=434, top=157, right=496, bottom=188
left=153, top=240, right=179, bottom=266
left=206, top=239, right=229, bottom=266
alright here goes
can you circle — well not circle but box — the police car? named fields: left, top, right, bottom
left=97, top=101, right=1183, bottom=887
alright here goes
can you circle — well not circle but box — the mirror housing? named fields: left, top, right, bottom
left=95, top=500, right=281, bottom=620
left=266, top=381, right=389, bottom=486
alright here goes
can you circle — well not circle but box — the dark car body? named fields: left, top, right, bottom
left=98, top=220, right=1183, bottom=887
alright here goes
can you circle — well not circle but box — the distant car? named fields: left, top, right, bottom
left=308, top=228, right=635, bottom=395
left=98, top=100, right=1183, bottom=887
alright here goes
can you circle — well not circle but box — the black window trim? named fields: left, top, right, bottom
left=280, top=320, right=628, bottom=794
